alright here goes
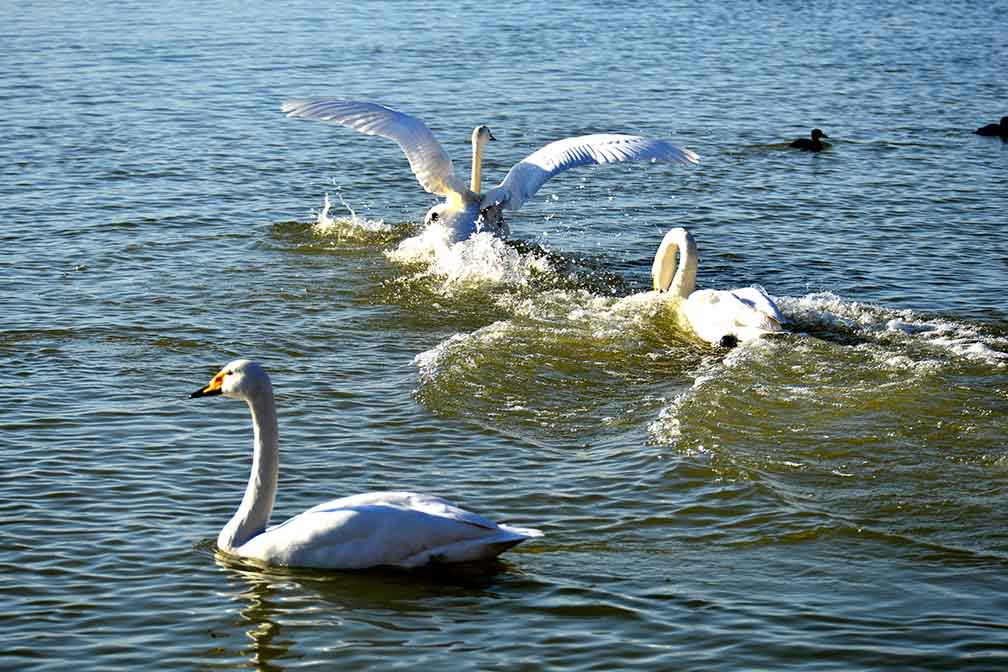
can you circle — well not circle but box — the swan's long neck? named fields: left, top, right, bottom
left=653, top=230, right=698, bottom=298
left=470, top=127, right=487, bottom=194
left=218, top=386, right=279, bottom=552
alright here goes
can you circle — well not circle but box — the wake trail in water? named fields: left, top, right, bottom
left=300, top=196, right=1007, bottom=449
left=779, top=292, right=1008, bottom=368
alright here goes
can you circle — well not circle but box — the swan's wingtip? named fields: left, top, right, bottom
left=682, top=147, right=700, bottom=164
left=281, top=99, right=313, bottom=115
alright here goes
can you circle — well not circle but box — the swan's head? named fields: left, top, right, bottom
left=472, top=125, right=496, bottom=147
left=190, top=359, right=272, bottom=401
left=811, top=128, right=828, bottom=140
left=651, top=227, right=696, bottom=294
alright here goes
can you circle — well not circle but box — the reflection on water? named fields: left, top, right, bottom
left=212, top=550, right=523, bottom=671
left=223, top=564, right=291, bottom=672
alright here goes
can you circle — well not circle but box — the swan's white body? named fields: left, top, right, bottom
left=190, top=360, right=541, bottom=569
left=651, top=228, right=785, bottom=346
left=282, top=99, right=699, bottom=242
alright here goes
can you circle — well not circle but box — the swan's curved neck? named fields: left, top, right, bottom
left=653, top=231, right=698, bottom=298
left=470, top=129, right=487, bottom=194
left=218, top=386, right=279, bottom=552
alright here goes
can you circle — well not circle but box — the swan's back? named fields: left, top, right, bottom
left=239, top=491, right=542, bottom=569
left=685, top=286, right=785, bottom=346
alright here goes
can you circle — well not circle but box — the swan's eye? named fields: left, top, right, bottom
left=429, top=212, right=439, bottom=222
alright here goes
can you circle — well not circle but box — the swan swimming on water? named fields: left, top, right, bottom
left=651, top=227, right=785, bottom=347
left=190, top=359, right=542, bottom=569
left=282, top=99, right=699, bottom=243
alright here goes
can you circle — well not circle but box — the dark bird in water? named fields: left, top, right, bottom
left=790, top=128, right=830, bottom=151
left=974, top=116, right=1008, bottom=137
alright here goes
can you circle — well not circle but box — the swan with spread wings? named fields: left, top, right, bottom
left=283, top=99, right=698, bottom=242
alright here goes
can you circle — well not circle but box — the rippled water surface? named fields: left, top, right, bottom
left=3, top=1, right=1008, bottom=670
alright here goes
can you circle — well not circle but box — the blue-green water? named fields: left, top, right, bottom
left=2, top=2, right=1007, bottom=669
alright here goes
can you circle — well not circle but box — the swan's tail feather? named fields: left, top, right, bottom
left=498, top=524, right=544, bottom=539
left=405, top=525, right=543, bottom=566
left=750, top=312, right=784, bottom=332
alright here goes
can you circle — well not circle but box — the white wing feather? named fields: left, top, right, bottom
left=296, top=491, right=499, bottom=530
left=282, top=99, right=467, bottom=198
left=729, top=286, right=784, bottom=327
left=483, top=134, right=699, bottom=210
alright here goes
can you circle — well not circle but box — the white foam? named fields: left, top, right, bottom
left=647, top=291, right=1008, bottom=448
left=387, top=225, right=552, bottom=289
left=779, top=292, right=1008, bottom=367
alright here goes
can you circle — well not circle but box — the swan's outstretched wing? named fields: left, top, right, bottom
left=482, top=134, right=699, bottom=211
left=282, top=99, right=468, bottom=198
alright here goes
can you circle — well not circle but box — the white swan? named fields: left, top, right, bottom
left=651, top=227, right=785, bottom=347
left=282, top=99, right=699, bottom=242
left=190, top=359, right=542, bottom=569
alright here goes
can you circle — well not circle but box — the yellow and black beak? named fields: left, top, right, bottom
left=190, top=370, right=225, bottom=398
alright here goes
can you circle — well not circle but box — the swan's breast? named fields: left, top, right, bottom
left=425, top=199, right=483, bottom=243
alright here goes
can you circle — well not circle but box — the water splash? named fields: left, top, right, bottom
left=310, top=192, right=392, bottom=241
left=779, top=292, right=1008, bottom=367
left=387, top=225, right=553, bottom=290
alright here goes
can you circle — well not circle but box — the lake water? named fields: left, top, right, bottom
left=2, top=1, right=1007, bottom=669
